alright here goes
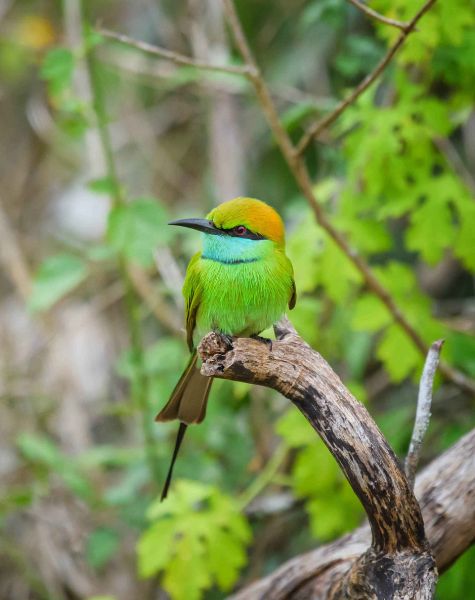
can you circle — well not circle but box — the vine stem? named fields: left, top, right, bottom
left=85, top=25, right=161, bottom=485
left=237, top=444, right=288, bottom=511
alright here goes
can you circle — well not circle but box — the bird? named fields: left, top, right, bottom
left=156, top=197, right=296, bottom=499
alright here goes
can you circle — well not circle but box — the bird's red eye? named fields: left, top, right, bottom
left=234, top=226, right=247, bottom=236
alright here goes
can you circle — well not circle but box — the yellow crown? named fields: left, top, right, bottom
left=208, top=197, right=285, bottom=245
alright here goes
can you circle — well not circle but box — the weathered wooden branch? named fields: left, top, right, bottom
left=230, top=427, right=475, bottom=600
left=198, top=319, right=440, bottom=598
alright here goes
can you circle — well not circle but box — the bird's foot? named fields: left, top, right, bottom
left=218, top=332, right=235, bottom=350
left=251, top=334, right=273, bottom=352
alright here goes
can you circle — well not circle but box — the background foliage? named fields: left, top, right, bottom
left=0, top=0, right=474, bottom=598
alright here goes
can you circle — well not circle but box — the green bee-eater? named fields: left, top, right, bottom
left=156, top=197, right=296, bottom=499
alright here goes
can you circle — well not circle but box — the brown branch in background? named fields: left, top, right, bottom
left=347, top=0, right=410, bottom=31
left=296, top=0, right=437, bottom=154
left=198, top=319, right=437, bottom=598
left=220, top=0, right=475, bottom=396
left=126, top=265, right=182, bottom=334
left=232, top=427, right=475, bottom=599
left=405, top=339, right=443, bottom=488
left=97, top=28, right=251, bottom=77
left=0, top=196, right=33, bottom=302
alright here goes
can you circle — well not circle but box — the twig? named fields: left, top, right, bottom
left=237, top=443, right=288, bottom=511
left=0, top=197, right=33, bottom=302
left=405, top=339, right=444, bottom=488
left=85, top=33, right=161, bottom=485
left=126, top=264, right=182, bottom=334
left=347, top=0, right=410, bottom=31
left=296, top=0, right=437, bottom=154
left=97, top=28, right=251, bottom=77
left=220, top=0, right=475, bottom=396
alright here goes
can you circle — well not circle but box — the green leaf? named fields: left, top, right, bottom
left=276, top=415, right=364, bottom=541
left=29, top=253, right=88, bottom=311
left=86, top=528, right=120, bottom=570
left=352, top=294, right=391, bottom=332
left=40, top=48, right=74, bottom=95
left=376, top=324, right=421, bottom=381
left=17, top=433, right=94, bottom=500
left=137, top=480, right=251, bottom=599
left=107, top=198, right=169, bottom=266
left=17, top=433, right=63, bottom=468
left=87, top=176, right=117, bottom=196
left=319, top=235, right=361, bottom=302
left=454, top=197, right=475, bottom=270
left=276, top=408, right=316, bottom=448
left=281, top=101, right=319, bottom=133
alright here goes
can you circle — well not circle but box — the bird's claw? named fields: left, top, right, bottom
left=219, top=333, right=235, bottom=349
left=251, top=335, right=273, bottom=352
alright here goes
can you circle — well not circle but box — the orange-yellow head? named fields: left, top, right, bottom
left=207, top=197, right=286, bottom=246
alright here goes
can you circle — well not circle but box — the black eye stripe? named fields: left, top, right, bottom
left=228, top=226, right=265, bottom=240
left=212, top=223, right=266, bottom=240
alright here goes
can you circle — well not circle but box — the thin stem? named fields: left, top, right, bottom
left=220, top=0, right=475, bottom=395
left=238, top=443, right=288, bottom=510
left=86, top=30, right=161, bottom=484
left=98, top=28, right=251, bottom=77
left=123, top=271, right=162, bottom=484
left=405, top=339, right=444, bottom=488
left=296, top=0, right=437, bottom=154
left=347, top=0, right=410, bottom=31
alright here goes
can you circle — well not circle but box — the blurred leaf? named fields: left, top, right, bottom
left=86, top=527, right=120, bottom=570
left=88, top=176, right=117, bottom=195
left=29, top=253, right=88, bottom=311
left=138, top=480, right=251, bottom=599
left=17, top=434, right=94, bottom=500
left=17, top=433, right=63, bottom=467
left=352, top=294, right=391, bottom=333
left=40, top=47, right=74, bottom=95
left=277, top=410, right=363, bottom=540
left=107, top=198, right=169, bottom=266
left=445, top=333, right=475, bottom=377
left=281, top=102, right=319, bottom=133
left=377, top=324, right=420, bottom=382
left=437, top=545, right=475, bottom=599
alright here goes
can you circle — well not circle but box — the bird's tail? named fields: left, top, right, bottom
left=155, top=351, right=212, bottom=500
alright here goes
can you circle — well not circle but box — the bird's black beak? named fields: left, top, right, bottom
left=168, top=218, right=223, bottom=236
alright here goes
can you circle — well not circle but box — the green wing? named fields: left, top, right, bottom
left=183, top=252, right=203, bottom=351
left=289, top=277, right=297, bottom=310
left=286, top=255, right=297, bottom=310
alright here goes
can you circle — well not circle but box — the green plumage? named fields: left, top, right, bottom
left=156, top=197, right=296, bottom=500
left=185, top=238, right=295, bottom=348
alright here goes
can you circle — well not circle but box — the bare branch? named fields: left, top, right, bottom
left=347, top=0, right=410, bottom=31
left=0, top=195, right=33, bottom=302
left=405, top=339, right=444, bottom=488
left=296, top=0, right=438, bottom=154
left=232, top=427, right=475, bottom=599
left=198, top=323, right=436, bottom=597
left=220, top=0, right=475, bottom=396
left=97, top=28, right=251, bottom=77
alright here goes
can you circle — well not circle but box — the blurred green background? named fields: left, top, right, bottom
left=0, top=0, right=474, bottom=598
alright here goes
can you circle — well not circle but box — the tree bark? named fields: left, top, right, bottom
left=230, top=428, right=475, bottom=599
left=197, top=319, right=461, bottom=599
